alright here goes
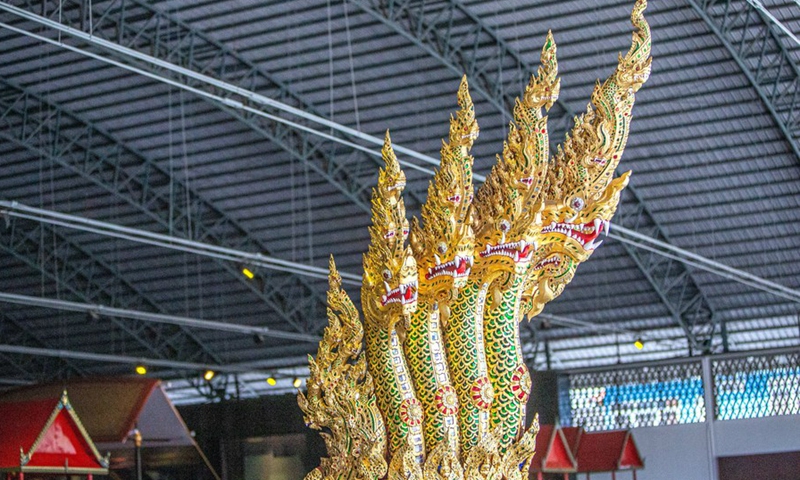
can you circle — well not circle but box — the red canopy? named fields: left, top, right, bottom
left=0, top=391, right=109, bottom=476
left=529, top=425, right=578, bottom=474
left=573, top=430, right=644, bottom=473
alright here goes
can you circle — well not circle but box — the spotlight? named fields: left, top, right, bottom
left=634, top=338, right=644, bottom=350
left=242, top=267, right=255, bottom=279
left=293, top=377, right=302, bottom=389
left=253, top=332, right=265, bottom=345
left=87, top=310, right=101, bottom=322
left=203, top=370, right=216, bottom=381
left=266, top=377, right=277, bottom=386
left=135, top=365, right=147, bottom=375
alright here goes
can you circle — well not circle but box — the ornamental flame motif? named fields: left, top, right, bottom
left=298, top=2, right=651, bottom=478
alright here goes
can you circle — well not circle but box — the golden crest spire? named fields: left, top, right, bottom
left=301, top=2, right=651, bottom=478
left=298, top=256, right=387, bottom=480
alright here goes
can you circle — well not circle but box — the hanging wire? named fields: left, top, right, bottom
left=304, top=159, right=314, bottom=265
left=168, top=79, right=175, bottom=236
left=290, top=138, right=298, bottom=262
left=326, top=0, right=336, bottom=126
left=342, top=0, right=361, bottom=132
left=179, top=90, right=193, bottom=239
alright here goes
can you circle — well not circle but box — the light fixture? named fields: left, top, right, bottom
left=634, top=338, right=644, bottom=350
left=242, top=267, right=255, bottom=279
left=293, top=377, right=302, bottom=388
left=266, top=377, right=277, bottom=386
left=253, top=332, right=265, bottom=345
left=203, top=370, right=216, bottom=381
left=135, top=365, right=147, bottom=375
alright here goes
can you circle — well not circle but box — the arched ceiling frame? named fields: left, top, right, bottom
left=348, top=0, right=720, bottom=352
left=9, top=0, right=425, bottom=211
left=0, top=77, right=326, bottom=336
left=687, top=0, right=800, bottom=163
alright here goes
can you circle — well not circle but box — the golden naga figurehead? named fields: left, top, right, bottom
left=301, top=2, right=652, bottom=478
left=471, top=33, right=560, bottom=281
left=362, top=132, right=419, bottom=325
left=410, top=76, right=477, bottom=304
left=523, top=0, right=651, bottom=318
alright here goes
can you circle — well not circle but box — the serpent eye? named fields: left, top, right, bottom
left=499, top=220, right=511, bottom=232
left=402, top=227, right=409, bottom=237
left=384, top=229, right=396, bottom=239
left=382, top=269, right=392, bottom=280
left=437, top=242, right=448, bottom=254
left=570, top=197, right=586, bottom=211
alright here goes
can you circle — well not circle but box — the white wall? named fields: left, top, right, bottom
left=584, top=414, right=800, bottom=480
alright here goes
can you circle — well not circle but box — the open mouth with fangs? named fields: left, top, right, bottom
left=479, top=239, right=534, bottom=263
left=381, top=281, right=418, bottom=306
left=425, top=255, right=473, bottom=280
left=533, top=255, right=560, bottom=271
left=541, top=218, right=610, bottom=251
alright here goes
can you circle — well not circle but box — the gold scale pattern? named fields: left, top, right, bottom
left=298, top=1, right=651, bottom=478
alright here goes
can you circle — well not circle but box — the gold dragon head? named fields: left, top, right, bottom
left=362, top=132, right=419, bottom=326
left=522, top=0, right=651, bottom=317
left=472, top=34, right=560, bottom=281
left=410, top=76, right=477, bottom=305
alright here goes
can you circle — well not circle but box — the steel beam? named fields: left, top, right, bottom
left=0, top=200, right=362, bottom=286
left=687, top=0, right=800, bottom=162
left=0, top=77, right=326, bottom=334
left=349, top=0, right=721, bottom=352
left=0, top=218, right=228, bottom=366
left=0, top=291, right=321, bottom=343
left=0, top=311, right=88, bottom=380
left=0, top=344, right=266, bottom=375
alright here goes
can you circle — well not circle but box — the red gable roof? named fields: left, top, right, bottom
left=529, top=425, right=577, bottom=473
left=0, top=392, right=108, bottom=475
left=560, top=426, right=584, bottom=455
left=0, top=377, right=158, bottom=443
left=574, top=430, right=644, bottom=473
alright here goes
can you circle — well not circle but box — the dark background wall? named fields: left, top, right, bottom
left=179, top=394, right=325, bottom=480
left=718, top=451, right=800, bottom=480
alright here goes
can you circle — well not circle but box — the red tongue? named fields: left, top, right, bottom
left=403, top=286, right=415, bottom=301
left=456, top=258, right=468, bottom=274
left=520, top=244, right=532, bottom=258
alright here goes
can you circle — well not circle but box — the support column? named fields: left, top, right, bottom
left=701, top=356, right=718, bottom=480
